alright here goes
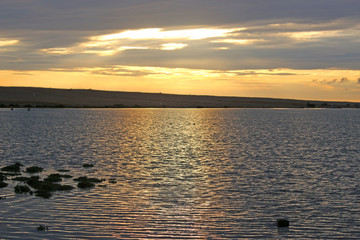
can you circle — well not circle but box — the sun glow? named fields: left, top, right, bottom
left=95, top=27, right=244, bottom=41
left=161, top=43, right=188, bottom=50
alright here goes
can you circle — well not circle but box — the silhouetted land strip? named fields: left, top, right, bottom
left=0, top=87, right=359, bottom=108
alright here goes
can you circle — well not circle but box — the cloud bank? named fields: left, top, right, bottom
left=1, top=0, right=360, bottom=101
left=1, top=0, right=360, bottom=70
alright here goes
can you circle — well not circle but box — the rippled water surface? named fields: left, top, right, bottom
left=0, top=108, right=359, bottom=239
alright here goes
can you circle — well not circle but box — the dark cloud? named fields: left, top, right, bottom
left=312, top=78, right=352, bottom=85
left=2, top=0, right=360, bottom=31
left=233, top=71, right=299, bottom=76
left=12, top=72, right=34, bottom=76
left=47, top=65, right=156, bottom=77
left=88, top=68, right=151, bottom=77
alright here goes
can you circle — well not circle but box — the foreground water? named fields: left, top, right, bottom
left=0, top=108, right=359, bottom=239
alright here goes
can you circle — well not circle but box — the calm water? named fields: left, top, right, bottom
left=0, top=108, right=359, bottom=239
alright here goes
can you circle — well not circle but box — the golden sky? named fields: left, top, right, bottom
left=1, top=1, right=360, bottom=101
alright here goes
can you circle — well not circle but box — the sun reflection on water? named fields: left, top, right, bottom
left=94, top=109, right=243, bottom=238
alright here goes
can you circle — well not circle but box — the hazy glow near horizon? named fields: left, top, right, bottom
left=2, top=66, right=360, bottom=101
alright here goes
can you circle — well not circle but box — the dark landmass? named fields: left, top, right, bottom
left=0, top=87, right=359, bottom=108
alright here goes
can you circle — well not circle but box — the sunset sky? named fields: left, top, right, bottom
left=1, top=0, right=360, bottom=101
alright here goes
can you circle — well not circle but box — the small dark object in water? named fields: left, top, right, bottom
left=57, top=169, right=70, bottom=172
left=0, top=173, right=7, bottom=181
left=277, top=218, right=290, bottom=228
left=37, top=225, right=49, bottom=231
left=1, top=163, right=23, bottom=172
left=26, top=175, right=73, bottom=198
left=0, top=172, right=21, bottom=176
left=44, top=173, right=62, bottom=182
left=57, top=185, right=74, bottom=191
left=35, top=189, right=52, bottom=199
left=26, top=176, right=41, bottom=187
left=25, top=166, right=43, bottom=173
left=73, top=176, right=103, bottom=183
left=14, top=184, right=31, bottom=194
left=75, top=175, right=102, bottom=189
left=60, top=174, right=73, bottom=178
left=82, top=163, right=94, bottom=168
left=77, top=181, right=95, bottom=189
left=0, top=181, right=8, bottom=188
left=12, top=176, right=30, bottom=182
left=0, top=196, right=6, bottom=200
left=108, top=178, right=117, bottom=184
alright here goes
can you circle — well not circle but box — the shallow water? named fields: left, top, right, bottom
left=0, top=108, right=359, bottom=239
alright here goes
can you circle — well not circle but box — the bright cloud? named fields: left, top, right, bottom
left=211, top=39, right=259, bottom=45
left=94, top=28, right=245, bottom=41
left=288, top=30, right=341, bottom=40
left=41, top=27, right=244, bottom=56
left=161, top=43, right=188, bottom=50
left=41, top=48, right=73, bottom=55
left=39, top=20, right=360, bottom=61
left=0, top=38, right=19, bottom=47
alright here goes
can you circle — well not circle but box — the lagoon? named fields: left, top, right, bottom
left=0, top=108, right=359, bottom=239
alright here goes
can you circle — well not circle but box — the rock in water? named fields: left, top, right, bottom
left=277, top=218, right=290, bottom=227
left=37, top=225, right=49, bottom=231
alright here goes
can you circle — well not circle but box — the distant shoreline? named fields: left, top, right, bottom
left=1, top=86, right=359, bottom=109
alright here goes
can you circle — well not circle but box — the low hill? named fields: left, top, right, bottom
left=0, top=87, right=359, bottom=108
